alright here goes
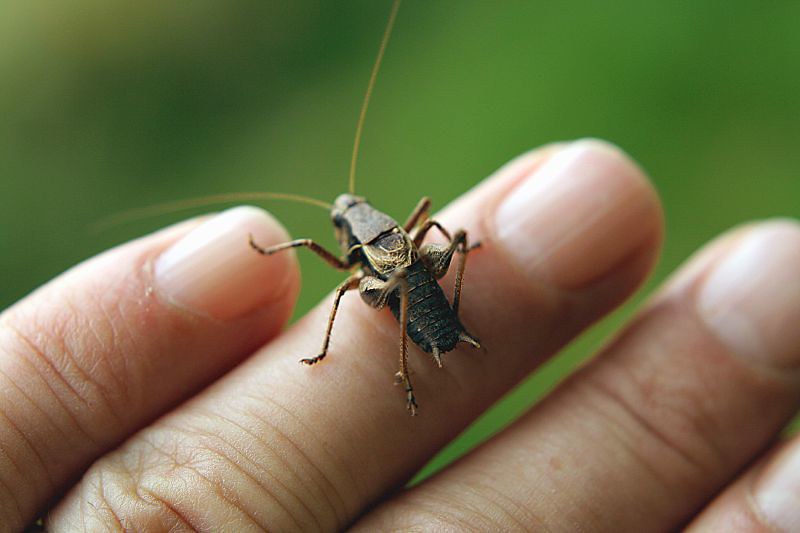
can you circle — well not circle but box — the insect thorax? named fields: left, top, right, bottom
left=362, top=229, right=418, bottom=277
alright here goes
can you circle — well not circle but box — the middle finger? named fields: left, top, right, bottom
left=358, top=220, right=800, bottom=531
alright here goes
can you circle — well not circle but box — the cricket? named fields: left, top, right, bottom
left=247, top=0, right=481, bottom=415
left=104, top=0, right=481, bottom=415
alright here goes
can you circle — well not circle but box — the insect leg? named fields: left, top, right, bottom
left=249, top=235, right=350, bottom=270
left=357, top=270, right=418, bottom=415
left=452, top=233, right=482, bottom=315
left=404, top=198, right=456, bottom=249
left=357, top=269, right=406, bottom=310
left=358, top=276, right=388, bottom=309
left=419, top=230, right=481, bottom=314
left=300, top=273, right=361, bottom=365
left=393, top=270, right=417, bottom=416
left=402, top=196, right=431, bottom=232
left=419, top=230, right=466, bottom=279
left=411, top=219, right=452, bottom=247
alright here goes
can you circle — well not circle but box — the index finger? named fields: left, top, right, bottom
left=48, top=139, right=663, bottom=530
left=0, top=207, right=301, bottom=531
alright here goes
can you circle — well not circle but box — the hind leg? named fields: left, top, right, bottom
left=395, top=277, right=417, bottom=415
left=419, top=230, right=481, bottom=314
left=358, top=270, right=418, bottom=415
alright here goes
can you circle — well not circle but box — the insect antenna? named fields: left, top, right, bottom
left=348, top=0, right=401, bottom=195
left=90, top=191, right=332, bottom=233
left=94, top=1, right=401, bottom=233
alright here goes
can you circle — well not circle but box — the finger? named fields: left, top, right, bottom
left=0, top=206, right=299, bottom=530
left=354, top=219, right=800, bottom=531
left=48, top=139, right=663, bottom=531
left=687, top=436, right=800, bottom=532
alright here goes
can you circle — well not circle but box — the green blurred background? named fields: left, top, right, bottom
left=1, top=1, right=798, bottom=480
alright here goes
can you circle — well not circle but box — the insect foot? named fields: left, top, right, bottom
left=300, top=354, right=325, bottom=365
left=406, top=388, right=419, bottom=416
left=394, top=371, right=418, bottom=416
left=393, top=369, right=416, bottom=382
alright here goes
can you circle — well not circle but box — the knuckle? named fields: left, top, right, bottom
left=61, top=409, right=353, bottom=531
left=57, top=449, right=191, bottom=531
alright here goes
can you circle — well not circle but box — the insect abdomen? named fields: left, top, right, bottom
left=388, top=260, right=464, bottom=354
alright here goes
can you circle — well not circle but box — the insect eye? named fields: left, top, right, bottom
left=332, top=214, right=345, bottom=228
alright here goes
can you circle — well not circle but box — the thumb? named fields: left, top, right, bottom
left=0, top=206, right=299, bottom=530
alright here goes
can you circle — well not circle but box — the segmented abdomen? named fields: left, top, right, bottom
left=387, top=260, right=464, bottom=354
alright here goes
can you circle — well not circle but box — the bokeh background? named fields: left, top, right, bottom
left=1, top=1, right=798, bottom=481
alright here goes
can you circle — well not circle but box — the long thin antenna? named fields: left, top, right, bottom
left=90, top=191, right=332, bottom=232
left=348, top=0, right=401, bottom=194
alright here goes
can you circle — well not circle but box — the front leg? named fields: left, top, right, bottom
left=249, top=235, right=350, bottom=271
left=358, top=270, right=418, bottom=415
left=300, top=273, right=361, bottom=365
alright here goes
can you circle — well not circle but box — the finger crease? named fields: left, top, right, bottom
left=6, top=322, right=93, bottom=410
left=584, top=376, right=706, bottom=474
left=138, top=434, right=264, bottom=530
left=171, top=419, right=309, bottom=532
left=211, top=411, right=320, bottom=530
left=92, top=471, right=126, bottom=532
left=0, top=368, right=57, bottom=491
left=257, top=393, right=352, bottom=525
left=135, top=486, right=194, bottom=531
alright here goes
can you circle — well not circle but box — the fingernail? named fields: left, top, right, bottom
left=697, top=220, right=800, bottom=368
left=754, top=440, right=800, bottom=531
left=155, top=206, right=296, bottom=320
left=494, top=139, right=660, bottom=288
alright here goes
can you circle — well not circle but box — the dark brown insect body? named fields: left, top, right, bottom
left=386, top=260, right=465, bottom=354
left=249, top=194, right=480, bottom=415
left=337, top=194, right=479, bottom=357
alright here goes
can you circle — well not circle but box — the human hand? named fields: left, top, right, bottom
left=2, top=139, right=798, bottom=531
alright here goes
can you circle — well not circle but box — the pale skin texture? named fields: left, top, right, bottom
left=0, top=139, right=798, bottom=531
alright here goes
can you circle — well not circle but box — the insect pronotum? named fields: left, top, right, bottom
left=103, top=0, right=481, bottom=415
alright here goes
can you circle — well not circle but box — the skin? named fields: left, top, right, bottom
left=0, top=138, right=798, bottom=532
